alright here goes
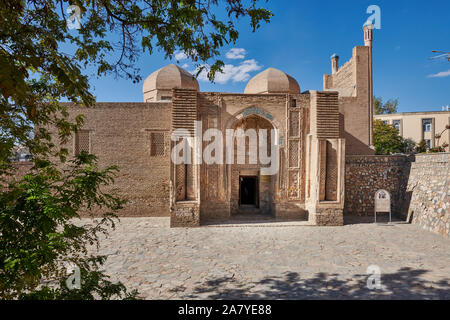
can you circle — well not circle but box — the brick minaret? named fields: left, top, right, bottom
left=364, top=21, right=374, bottom=147
left=331, top=53, right=339, bottom=74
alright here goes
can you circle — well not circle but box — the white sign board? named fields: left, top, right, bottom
left=374, top=189, right=391, bottom=223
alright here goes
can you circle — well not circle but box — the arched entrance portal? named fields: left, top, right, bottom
left=228, top=114, right=277, bottom=216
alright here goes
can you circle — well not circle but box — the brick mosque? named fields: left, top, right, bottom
left=64, top=24, right=378, bottom=227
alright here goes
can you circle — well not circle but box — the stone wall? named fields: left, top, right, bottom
left=344, top=155, right=410, bottom=216
left=171, top=202, right=200, bottom=228
left=345, top=153, right=450, bottom=238
left=310, top=208, right=344, bottom=226
left=405, top=153, right=449, bottom=238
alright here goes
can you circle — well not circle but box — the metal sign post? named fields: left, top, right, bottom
left=374, top=189, right=391, bottom=224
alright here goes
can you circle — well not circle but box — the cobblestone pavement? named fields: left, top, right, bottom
left=85, top=217, right=450, bottom=300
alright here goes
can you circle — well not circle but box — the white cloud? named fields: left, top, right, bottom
left=428, top=69, right=450, bottom=78
left=194, top=59, right=262, bottom=84
left=226, top=48, right=247, bottom=60
left=181, top=63, right=189, bottom=69
left=174, top=51, right=188, bottom=61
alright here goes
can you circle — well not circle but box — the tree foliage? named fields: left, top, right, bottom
left=415, top=140, right=428, bottom=154
left=373, top=120, right=405, bottom=155
left=1, top=0, right=273, bottom=164
left=374, top=96, right=398, bottom=115
left=402, top=138, right=417, bottom=154
left=0, top=153, right=137, bottom=299
left=0, top=0, right=272, bottom=299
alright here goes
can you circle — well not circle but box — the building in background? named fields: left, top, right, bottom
left=374, top=110, right=450, bottom=151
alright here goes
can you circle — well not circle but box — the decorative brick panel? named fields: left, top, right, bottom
left=207, top=168, right=219, bottom=200
left=315, top=92, right=340, bottom=139
left=150, top=132, right=165, bottom=156
left=172, top=89, right=198, bottom=135
left=175, top=164, right=186, bottom=201
left=288, top=140, right=299, bottom=168
left=289, top=111, right=300, bottom=137
left=74, top=130, right=90, bottom=155
left=325, top=141, right=338, bottom=201
left=318, top=140, right=327, bottom=201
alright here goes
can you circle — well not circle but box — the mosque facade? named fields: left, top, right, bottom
left=65, top=25, right=376, bottom=227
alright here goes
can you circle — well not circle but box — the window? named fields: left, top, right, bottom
left=392, top=120, right=401, bottom=132
left=150, top=132, right=165, bottom=156
left=425, top=139, right=431, bottom=149
left=422, top=119, right=432, bottom=132
left=74, top=130, right=90, bottom=155
left=292, top=99, right=297, bottom=108
left=160, top=96, right=172, bottom=101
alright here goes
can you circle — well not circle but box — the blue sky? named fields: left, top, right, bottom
left=85, top=0, right=450, bottom=113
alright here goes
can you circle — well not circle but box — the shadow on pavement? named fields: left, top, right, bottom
left=173, top=267, right=450, bottom=300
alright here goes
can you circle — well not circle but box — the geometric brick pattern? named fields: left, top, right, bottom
left=150, top=132, right=165, bottom=156
left=318, top=140, right=327, bottom=201
left=287, top=106, right=305, bottom=201
left=288, top=140, right=299, bottom=168
left=325, top=141, right=338, bottom=201
left=287, top=105, right=305, bottom=201
left=207, top=168, right=219, bottom=200
left=289, top=111, right=300, bottom=137
left=175, top=164, right=186, bottom=201
left=74, top=130, right=90, bottom=155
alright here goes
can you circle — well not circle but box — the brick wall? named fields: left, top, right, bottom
left=330, top=58, right=355, bottom=93
left=324, top=46, right=373, bottom=155
left=64, top=102, right=172, bottom=217
left=1, top=162, right=34, bottom=187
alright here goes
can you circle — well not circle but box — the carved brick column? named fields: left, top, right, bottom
left=170, top=89, right=200, bottom=227
left=306, top=91, right=345, bottom=226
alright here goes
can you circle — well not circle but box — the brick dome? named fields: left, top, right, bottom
left=244, top=68, right=300, bottom=95
left=143, top=64, right=199, bottom=102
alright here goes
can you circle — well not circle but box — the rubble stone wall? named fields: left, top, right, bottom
left=345, top=153, right=450, bottom=238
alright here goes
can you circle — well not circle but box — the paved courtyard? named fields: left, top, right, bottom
left=86, top=217, right=450, bottom=300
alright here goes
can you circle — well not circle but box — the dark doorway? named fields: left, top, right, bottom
left=239, top=176, right=259, bottom=207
